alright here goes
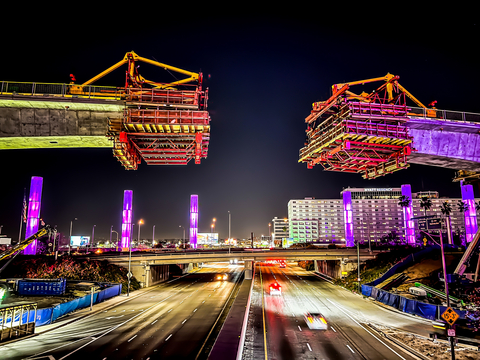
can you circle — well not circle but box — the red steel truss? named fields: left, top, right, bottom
left=107, top=82, right=209, bottom=170
left=299, top=74, right=420, bottom=179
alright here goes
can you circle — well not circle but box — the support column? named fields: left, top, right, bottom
left=190, top=195, right=198, bottom=249
left=461, top=183, right=478, bottom=244
left=343, top=190, right=354, bottom=247
left=401, top=184, right=416, bottom=245
left=24, top=176, right=43, bottom=255
left=244, top=259, right=254, bottom=279
left=121, top=190, right=133, bottom=250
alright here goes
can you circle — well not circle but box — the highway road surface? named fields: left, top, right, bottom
left=242, top=263, right=434, bottom=360
left=0, top=263, right=243, bottom=360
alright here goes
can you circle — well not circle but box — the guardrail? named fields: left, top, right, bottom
left=0, top=81, right=122, bottom=100
left=409, top=106, right=480, bottom=123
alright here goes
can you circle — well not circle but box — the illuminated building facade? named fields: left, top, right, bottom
left=24, top=176, right=43, bottom=255
left=271, top=217, right=288, bottom=244
left=190, top=195, right=198, bottom=249
left=287, top=186, right=480, bottom=246
left=121, top=190, right=133, bottom=249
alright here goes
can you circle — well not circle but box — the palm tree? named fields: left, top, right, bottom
left=419, top=196, right=432, bottom=217
left=440, top=201, right=453, bottom=245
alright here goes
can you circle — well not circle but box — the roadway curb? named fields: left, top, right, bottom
left=0, top=270, right=200, bottom=346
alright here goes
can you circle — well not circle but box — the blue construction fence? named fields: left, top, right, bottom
left=361, top=284, right=466, bottom=321
left=1, top=283, right=122, bottom=327
left=362, top=245, right=466, bottom=322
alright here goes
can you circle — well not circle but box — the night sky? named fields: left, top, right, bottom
left=1, top=6, right=479, bottom=241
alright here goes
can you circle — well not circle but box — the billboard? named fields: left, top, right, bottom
left=198, top=233, right=218, bottom=245
left=70, top=236, right=90, bottom=247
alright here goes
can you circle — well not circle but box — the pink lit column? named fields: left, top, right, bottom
left=24, top=176, right=43, bottom=255
left=190, top=195, right=198, bottom=249
left=401, top=184, right=416, bottom=245
left=121, top=190, right=133, bottom=250
left=343, top=190, right=354, bottom=247
left=461, top=183, right=478, bottom=244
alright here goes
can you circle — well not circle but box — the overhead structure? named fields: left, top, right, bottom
left=299, top=73, right=430, bottom=179
left=72, top=51, right=210, bottom=170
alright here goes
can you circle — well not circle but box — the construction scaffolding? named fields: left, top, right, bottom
left=299, top=74, right=420, bottom=179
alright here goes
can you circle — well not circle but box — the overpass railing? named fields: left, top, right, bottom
left=0, top=81, right=122, bottom=100
left=409, top=106, right=480, bottom=123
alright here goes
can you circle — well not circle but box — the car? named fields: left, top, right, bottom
left=216, top=274, right=228, bottom=281
left=304, top=312, right=328, bottom=330
left=269, top=282, right=282, bottom=295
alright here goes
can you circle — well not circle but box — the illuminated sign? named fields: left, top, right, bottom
left=70, top=236, right=90, bottom=247
left=364, top=188, right=393, bottom=192
left=198, top=233, right=218, bottom=245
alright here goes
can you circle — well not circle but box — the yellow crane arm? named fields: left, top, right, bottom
left=395, top=82, right=427, bottom=108
left=81, top=58, right=128, bottom=86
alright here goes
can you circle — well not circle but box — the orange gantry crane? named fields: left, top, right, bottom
left=71, top=51, right=210, bottom=170
left=299, top=73, right=432, bottom=179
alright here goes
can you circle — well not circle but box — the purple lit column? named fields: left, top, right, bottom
left=121, top=190, right=133, bottom=250
left=343, top=190, right=354, bottom=247
left=461, top=183, right=478, bottom=244
left=24, top=176, right=43, bottom=255
left=190, top=195, right=198, bottom=249
left=401, top=184, right=416, bottom=245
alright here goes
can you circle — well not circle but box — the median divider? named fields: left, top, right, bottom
left=208, top=265, right=255, bottom=360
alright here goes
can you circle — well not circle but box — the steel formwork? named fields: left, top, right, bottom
left=300, top=75, right=417, bottom=179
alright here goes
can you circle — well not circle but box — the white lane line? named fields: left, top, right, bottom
left=127, top=335, right=137, bottom=342
left=326, top=299, right=407, bottom=360
left=298, top=325, right=302, bottom=331
left=168, top=309, right=173, bottom=313
left=346, top=344, right=355, bottom=353
left=151, top=320, right=158, bottom=325
left=182, top=319, right=187, bottom=324
left=330, top=326, right=337, bottom=332
left=307, top=343, right=312, bottom=351
left=165, top=334, right=172, bottom=341
left=194, top=308, right=197, bottom=312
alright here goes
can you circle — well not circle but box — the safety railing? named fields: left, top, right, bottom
left=409, top=106, right=480, bottom=123
left=0, top=81, right=122, bottom=100
left=125, top=109, right=210, bottom=125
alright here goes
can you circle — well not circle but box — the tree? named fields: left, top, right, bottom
left=440, top=201, right=453, bottom=245
left=419, top=196, right=432, bottom=217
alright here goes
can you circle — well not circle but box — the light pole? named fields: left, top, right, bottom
left=68, top=218, right=77, bottom=255
left=152, top=225, right=155, bottom=248
left=111, top=230, right=119, bottom=250
left=269, top=223, right=272, bottom=247
left=127, top=223, right=133, bottom=296
left=53, top=226, right=58, bottom=260
left=357, top=240, right=361, bottom=293
left=137, top=219, right=143, bottom=248
left=91, top=225, right=96, bottom=252
left=179, top=225, right=185, bottom=250
left=228, top=211, right=231, bottom=253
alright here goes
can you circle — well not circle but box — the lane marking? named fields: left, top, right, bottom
left=346, top=344, right=355, bottom=353
left=307, top=343, right=312, bottom=351
left=182, top=319, right=187, bottom=324
left=168, top=309, right=173, bottom=313
left=127, top=335, right=137, bottom=342
left=326, top=299, right=407, bottom=360
left=194, top=308, right=197, bottom=312
left=165, top=334, right=172, bottom=341
left=151, top=320, right=158, bottom=325
left=298, top=326, right=302, bottom=331
left=330, top=326, right=337, bottom=332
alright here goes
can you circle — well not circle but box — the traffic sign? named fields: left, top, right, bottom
left=447, top=328, right=456, bottom=337
left=127, top=272, right=133, bottom=279
left=441, top=307, right=459, bottom=326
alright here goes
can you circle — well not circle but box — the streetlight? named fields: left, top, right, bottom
left=91, top=225, right=96, bottom=252
left=228, top=211, right=231, bottom=253
left=68, top=218, right=77, bottom=255
left=269, top=223, right=272, bottom=247
left=179, top=225, right=185, bottom=250
left=137, top=219, right=143, bottom=247
left=152, top=225, right=156, bottom=248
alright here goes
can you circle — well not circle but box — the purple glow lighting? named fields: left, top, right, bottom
left=24, top=176, right=43, bottom=255
left=401, top=184, right=416, bottom=245
left=461, top=184, right=478, bottom=244
left=190, top=195, right=198, bottom=249
left=121, top=190, right=133, bottom=249
left=342, top=190, right=354, bottom=247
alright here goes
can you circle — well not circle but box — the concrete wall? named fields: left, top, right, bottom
left=128, top=262, right=199, bottom=288
left=315, top=259, right=360, bottom=279
left=0, top=99, right=123, bottom=149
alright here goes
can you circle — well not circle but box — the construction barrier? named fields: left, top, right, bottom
left=27, top=283, right=122, bottom=327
